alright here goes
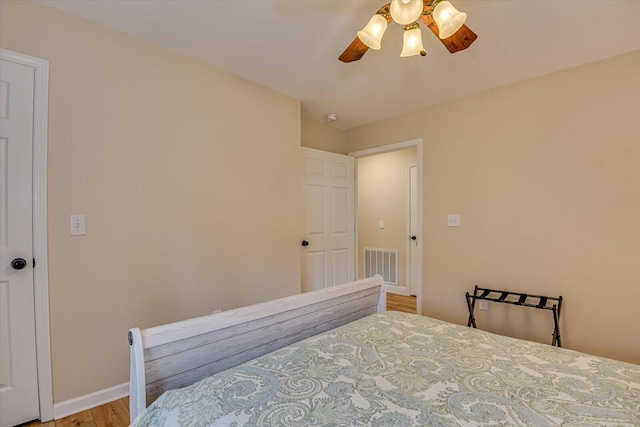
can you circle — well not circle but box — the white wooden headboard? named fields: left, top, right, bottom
left=128, top=275, right=386, bottom=422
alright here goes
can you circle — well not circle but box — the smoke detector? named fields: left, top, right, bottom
left=325, top=113, right=338, bottom=123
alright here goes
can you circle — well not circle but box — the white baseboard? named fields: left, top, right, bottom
left=384, top=284, right=410, bottom=296
left=53, top=382, right=128, bottom=420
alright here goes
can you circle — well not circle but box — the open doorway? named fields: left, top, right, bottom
left=350, top=139, right=423, bottom=314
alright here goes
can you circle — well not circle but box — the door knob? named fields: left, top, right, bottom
left=301, top=240, right=309, bottom=247
left=411, top=236, right=417, bottom=241
left=11, top=258, right=27, bottom=270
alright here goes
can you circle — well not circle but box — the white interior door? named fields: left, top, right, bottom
left=301, top=148, right=355, bottom=292
left=0, top=58, right=40, bottom=426
left=409, top=165, right=418, bottom=296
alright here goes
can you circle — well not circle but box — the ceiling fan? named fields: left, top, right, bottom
left=339, top=0, right=477, bottom=62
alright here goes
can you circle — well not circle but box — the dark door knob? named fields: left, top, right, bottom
left=11, top=258, right=27, bottom=270
left=301, top=240, right=309, bottom=247
left=411, top=236, right=417, bottom=240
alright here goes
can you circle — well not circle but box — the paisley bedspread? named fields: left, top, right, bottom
left=132, top=311, right=640, bottom=426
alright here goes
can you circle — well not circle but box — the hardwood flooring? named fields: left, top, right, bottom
left=386, top=292, right=417, bottom=314
left=23, top=293, right=417, bottom=426
left=21, top=397, right=129, bottom=427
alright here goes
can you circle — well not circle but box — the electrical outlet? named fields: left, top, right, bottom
left=447, top=214, right=461, bottom=227
left=479, top=300, right=489, bottom=311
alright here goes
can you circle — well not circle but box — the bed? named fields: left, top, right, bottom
left=129, top=276, right=640, bottom=426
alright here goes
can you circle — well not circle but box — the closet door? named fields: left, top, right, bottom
left=301, top=148, right=354, bottom=292
left=0, top=57, right=40, bottom=427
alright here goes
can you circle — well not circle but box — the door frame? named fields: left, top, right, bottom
left=1, top=48, right=53, bottom=421
left=407, top=163, right=417, bottom=296
left=349, top=139, right=423, bottom=315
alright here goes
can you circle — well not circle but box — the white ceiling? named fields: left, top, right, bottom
left=39, top=0, right=640, bottom=130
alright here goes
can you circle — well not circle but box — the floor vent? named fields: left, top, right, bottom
left=364, top=247, right=398, bottom=285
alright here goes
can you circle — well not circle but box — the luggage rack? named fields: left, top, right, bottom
left=465, top=285, right=563, bottom=347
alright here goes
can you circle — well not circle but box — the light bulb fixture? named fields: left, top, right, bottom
left=357, top=12, right=389, bottom=50
left=390, top=0, right=424, bottom=26
left=400, top=23, right=426, bottom=57
left=432, top=0, right=467, bottom=39
left=346, top=0, right=471, bottom=62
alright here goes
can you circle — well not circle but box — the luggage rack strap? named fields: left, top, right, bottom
left=470, top=286, right=561, bottom=310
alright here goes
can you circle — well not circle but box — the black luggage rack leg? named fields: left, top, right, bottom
left=465, top=285, right=563, bottom=347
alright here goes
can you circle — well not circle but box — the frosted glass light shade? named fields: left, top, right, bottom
left=400, top=26, right=426, bottom=57
left=432, top=1, right=467, bottom=39
left=390, top=0, right=424, bottom=26
left=357, top=14, right=388, bottom=50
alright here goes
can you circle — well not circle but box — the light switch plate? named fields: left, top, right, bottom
left=447, top=214, right=461, bottom=227
left=70, top=215, right=86, bottom=236
left=379, top=220, right=385, bottom=229
left=479, top=300, right=489, bottom=311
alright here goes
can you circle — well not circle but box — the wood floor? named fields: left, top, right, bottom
left=21, top=397, right=129, bottom=427
left=23, top=294, right=416, bottom=426
left=386, top=292, right=417, bottom=314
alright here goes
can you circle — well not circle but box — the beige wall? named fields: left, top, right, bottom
left=1, top=1, right=302, bottom=403
left=301, top=116, right=347, bottom=154
left=347, top=50, right=640, bottom=364
left=357, top=147, right=417, bottom=289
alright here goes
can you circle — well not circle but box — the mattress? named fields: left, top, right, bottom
left=132, top=311, right=640, bottom=426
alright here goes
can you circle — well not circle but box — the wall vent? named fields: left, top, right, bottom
left=364, top=247, right=398, bottom=285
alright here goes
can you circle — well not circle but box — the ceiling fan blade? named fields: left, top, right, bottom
left=339, top=37, right=369, bottom=63
left=421, top=14, right=477, bottom=53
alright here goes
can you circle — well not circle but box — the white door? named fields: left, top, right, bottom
left=301, top=148, right=355, bottom=292
left=409, top=165, right=418, bottom=296
left=0, top=58, right=40, bottom=426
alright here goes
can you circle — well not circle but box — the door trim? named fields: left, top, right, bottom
left=349, top=139, right=423, bottom=315
left=407, top=163, right=417, bottom=296
left=1, top=48, right=53, bottom=422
